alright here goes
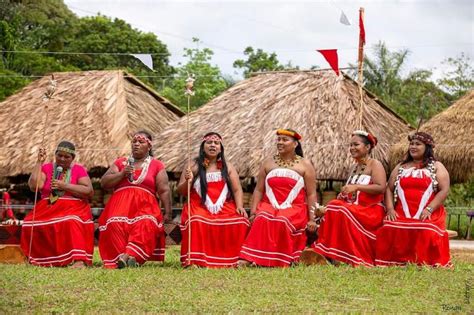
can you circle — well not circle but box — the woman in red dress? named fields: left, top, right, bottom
left=306, top=131, right=386, bottom=267
left=178, top=132, right=250, bottom=267
left=238, top=129, right=317, bottom=267
left=99, top=131, right=172, bottom=268
left=375, top=132, right=451, bottom=267
left=21, top=141, right=94, bottom=268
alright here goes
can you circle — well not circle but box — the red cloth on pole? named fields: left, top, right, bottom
left=317, top=49, right=340, bottom=76
left=359, top=9, right=366, bottom=45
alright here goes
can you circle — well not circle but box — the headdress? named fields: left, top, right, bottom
left=276, top=129, right=302, bottom=140
left=133, top=134, right=152, bottom=146
left=352, top=130, right=378, bottom=148
left=408, top=132, right=435, bottom=147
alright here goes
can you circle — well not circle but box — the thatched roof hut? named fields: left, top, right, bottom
left=390, top=90, right=474, bottom=184
left=0, top=70, right=184, bottom=177
left=155, top=70, right=412, bottom=180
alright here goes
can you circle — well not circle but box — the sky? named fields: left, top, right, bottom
left=64, top=0, right=474, bottom=80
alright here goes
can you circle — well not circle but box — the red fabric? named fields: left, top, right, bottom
left=359, top=9, right=365, bottom=45
left=2, top=192, right=15, bottom=220
left=180, top=177, right=250, bottom=267
left=317, top=49, right=340, bottom=76
left=20, top=198, right=94, bottom=266
left=239, top=174, right=308, bottom=267
left=113, top=157, right=165, bottom=194
left=40, top=163, right=88, bottom=199
left=375, top=172, right=451, bottom=267
left=98, top=158, right=166, bottom=268
left=312, top=185, right=384, bottom=267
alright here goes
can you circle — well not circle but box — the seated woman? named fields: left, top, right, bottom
left=238, top=129, right=317, bottom=267
left=21, top=141, right=94, bottom=268
left=375, top=132, right=451, bottom=267
left=178, top=132, right=250, bottom=267
left=99, top=131, right=172, bottom=268
left=305, top=131, right=386, bottom=267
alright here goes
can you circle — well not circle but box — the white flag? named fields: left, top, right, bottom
left=340, top=10, right=351, bottom=26
left=131, top=54, right=154, bottom=71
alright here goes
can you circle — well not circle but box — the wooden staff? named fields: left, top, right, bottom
left=357, top=7, right=365, bottom=129
left=28, top=75, right=57, bottom=263
left=185, top=74, right=195, bottom=266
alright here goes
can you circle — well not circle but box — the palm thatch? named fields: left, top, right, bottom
left=155, top=70, right=412, bottom=180
left=0, top=70, right=184, bottom=177
left=389, top=90, right=474, bottom=184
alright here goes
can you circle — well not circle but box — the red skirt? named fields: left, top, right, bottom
left=20, top=198, right=94, bottom=267
left=98, top=187, right=165, bottom=268
left=312, top=199, right=385, bottom=267
left=239, top=201, right=308, bottom=267
left=180, top=199, right=250, bottom=267
left=375, top=206, right=451, bottom=267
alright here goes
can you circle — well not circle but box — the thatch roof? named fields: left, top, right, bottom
left=0, top=70, right=184, bottom=176
left=389, top=90, right=474, bottom=184
left=154, top=70, right=412, bottom=180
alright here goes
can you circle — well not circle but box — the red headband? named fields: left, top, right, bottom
left=352, top=130, right=378, bottom=148
left=408, top=132, right=435, bottom=147
left=202, top=134, right=222, bottom=143
left=133, top=134, right=152, bottom=146
left=276, top=129, right=302, bottom=140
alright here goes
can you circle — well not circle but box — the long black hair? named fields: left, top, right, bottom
left=195, top=132, right=235, bottom=206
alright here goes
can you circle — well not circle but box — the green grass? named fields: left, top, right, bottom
left=1, top=247, right=473, bottom=313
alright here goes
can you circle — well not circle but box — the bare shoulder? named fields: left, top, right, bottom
left=434, top=161, right=447, bottom=171
left=368, top=158, right=384, bottom=169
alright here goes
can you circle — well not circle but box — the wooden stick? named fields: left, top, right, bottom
left=357, top=7, right=365, bottom=129
left=28, top=75, right=56, bottom=263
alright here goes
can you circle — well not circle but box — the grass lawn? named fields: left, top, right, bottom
left=1, top=246, right=473, bottom=313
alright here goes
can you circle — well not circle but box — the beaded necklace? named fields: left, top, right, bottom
left=393, top=159, right=438, bottom=204
left=273, top=154, right=302, bottom=168
left=128, top=155, right=152, bottom=185
left=348, top=157, right=369, bottom=184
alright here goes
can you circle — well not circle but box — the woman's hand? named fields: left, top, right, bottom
left=340, top=184, right=358, bottom=195
left=420, top=208, right=432, bottom=221
left=123, top=164, right=134, bottom=179
left=37, top=148, right=46, bottom=163
left=163, top=212, right=173, bottom=224
left=384, top=209, right=398, bottom=221
left=236, top=207, right=248, bottom=218
left=248, top=212, right=257, bottom=223
left=306, top=220, right=317, bottom=233
left=184, top=167, right=193, bottom=182
left=51, top=179, right=66, bottom=191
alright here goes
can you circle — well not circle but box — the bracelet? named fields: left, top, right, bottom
left=425, top=206, right=434, bottom=214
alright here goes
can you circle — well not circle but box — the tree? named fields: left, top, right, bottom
left=233, top=46, right=296, bottom=78
left=161, top=39, right=229, bottom=110
left=438, top=53, right=474, bottom=99
left=350, top=41, right=452, bottom=126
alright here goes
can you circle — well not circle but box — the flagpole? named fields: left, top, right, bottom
left=357, top=7, right=365, bottom=130
left=185, top=75, right=195, bottom=267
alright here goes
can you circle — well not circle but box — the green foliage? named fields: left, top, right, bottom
left=0, top=246, right=472, bottom=313
left=233, top=46, right=297, bottom=78
left=161, top=38, right=229, bottom=110
left=350, top=41, right=454, bottom=126
left=446, top=178, right=474, bottom=207
left=0, top=0, right=174, bottom=101
left=438, top=53, right=474, bottom=99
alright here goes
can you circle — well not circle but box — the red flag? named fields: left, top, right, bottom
left=359, top=8, right=365, bottom=45
left=317, top=49, right=339, bottom=76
